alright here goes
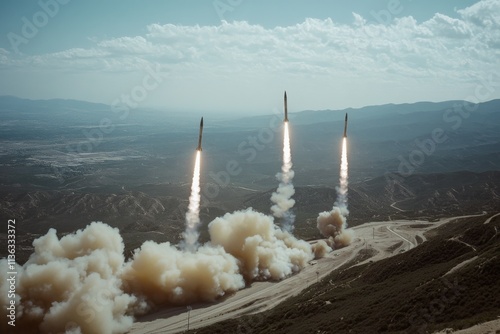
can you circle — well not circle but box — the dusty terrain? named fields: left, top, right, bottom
left=129, top=214, right=486, bottom=334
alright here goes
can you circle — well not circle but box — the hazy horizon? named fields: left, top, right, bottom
left=1, top=0, right=499, bottom=114
left=3, top=93, right=500, bottom=120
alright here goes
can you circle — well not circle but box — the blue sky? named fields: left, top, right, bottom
left=0, top=0, right=499, bottom=114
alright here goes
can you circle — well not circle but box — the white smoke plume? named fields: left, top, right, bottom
left=317, top=137, right=355, bottom=249
left=271, top=121, right=296, bottom=232
left=0, top=121, right=335, bottom=334
left=1, top=222, right=136, bottom=334
left=1, top=209, right=325, bottom=333
left=317, top=207, right=355, bottom=249
left=183, top=150, right=202, bottom=251
left=312, top=240, right=332, bottom=258
left=121, top=241, right=244, bottom=308
left=209, top=208, right=313, bottom=281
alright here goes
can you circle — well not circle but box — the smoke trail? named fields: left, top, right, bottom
left=183, top=150, right=201, bottom=251
left=0, top=131, right=336, bottom=333
left=336, top=137, right=349, bottom=209
left=317, top=137, right=354, bottom=249
left=271, top=121, right=296, bottom=232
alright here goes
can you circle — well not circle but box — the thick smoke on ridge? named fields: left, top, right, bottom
left=312, top=240, right=332, bottom=258
left=209, top=208, right=313, bottom=281
left=0, top=115, right=334, bottom=334
left=1, top=222, right=136, bottom=334
left=271, top=121, right=296, bottom=232
left=121, top=241, right=245, bottom=308
left=183, top=150, right=202, bottom=251
left=1, top=209, right=328, bottom=333
left=317, top=137, right=355, bottom=249
left=317, top=207, right=355, bottom=249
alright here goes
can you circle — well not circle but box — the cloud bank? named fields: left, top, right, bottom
left=1, top=1, right=499, bottom=110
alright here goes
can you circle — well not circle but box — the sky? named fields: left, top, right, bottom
left=0, top=0, right=499, bottom=114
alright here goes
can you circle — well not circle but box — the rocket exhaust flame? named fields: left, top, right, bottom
left=271, top=92, right=295, bottom=232
left=185, top=117, right=204, bottom=250
left=183, top=148, right=202, bottom=251
left=282, top=122, right=293, bottom=183
left=316, top=123, right=354, bottom=249
left=337, top=137, right=348, bottom=208
left=0, top=108, right=332, bottom=334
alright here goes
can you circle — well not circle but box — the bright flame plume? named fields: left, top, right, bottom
left=271, top=121, right=296, bottom=232
left=183, top=150, right=201, bottom=251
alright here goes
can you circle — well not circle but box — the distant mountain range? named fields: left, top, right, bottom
left=1, top=95, right=499, bottom=244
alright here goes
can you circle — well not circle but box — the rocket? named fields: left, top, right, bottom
left=197, top=117, right=203, bottom=151
left=284, top=91, right=288, bottom=122
left=343, top=113, right=348, bottom=138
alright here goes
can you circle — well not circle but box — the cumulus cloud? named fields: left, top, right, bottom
left=1, top=1, right=498, bottom=109
left=423, top=13, right=472, bottom=38
left=457, top=0, right=500, bottom=29
left=2, top=1, right=498, bottom=76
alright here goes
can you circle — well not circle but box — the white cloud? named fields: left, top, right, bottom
left=3, top=5, right=498, bottom=76
left=0, top=48, right=10, bottom=65
left=1, top=0, right=499, bottom=110
left=422, top=13, right=472, bottom=38
left=97, top=36, right=154, bottom=54
left=457, top=0, right=500, bottom=28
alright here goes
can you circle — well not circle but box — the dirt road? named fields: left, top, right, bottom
left=128, top=214, right=485, bottom=334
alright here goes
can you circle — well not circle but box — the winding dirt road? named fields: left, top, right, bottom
left=128, top=214, right=487, bottom=334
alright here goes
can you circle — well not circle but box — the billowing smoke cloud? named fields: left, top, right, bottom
left=317, top=207, right=355, bottom=249
left=312, top=240, right=332, bottom=258
left=183, top=150, right=202, bottom=251
left=1, top=222, right=136, bottom=334
left=1, top=208, right=326, bottom=333
left=0, top=115, right=335, bottom=334
left=209, top=208, right=313, bottom=281
left=271, top=121, right=296, bottom=232
left=317, top=137, right=355, bottom=249
left=121, top=241, right=244, bottom=308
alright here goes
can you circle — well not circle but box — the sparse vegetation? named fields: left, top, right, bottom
left=193, top=215, right=500, bottom=334
left=1, top=97, right=499, bottom=332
